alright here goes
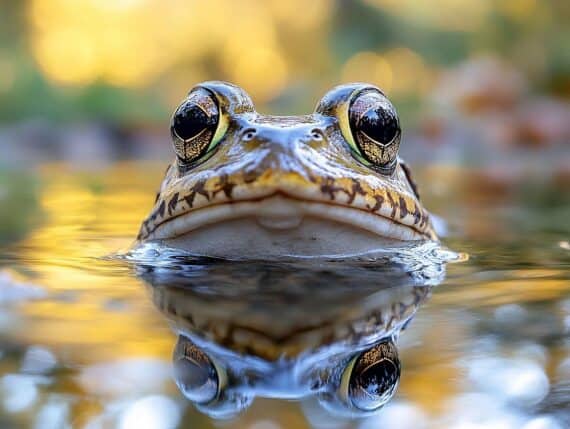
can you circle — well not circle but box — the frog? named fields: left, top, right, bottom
left=136, top=81, right=437, bottom=258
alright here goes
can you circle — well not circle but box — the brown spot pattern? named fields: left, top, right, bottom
left=138, top=167, right=435, bottom=240
left=157, top=285, right=430, bottom=360
left=398, top=196, right=408, bottom=219
left=386, top=192, right=398, bottom=218
left=167, top=192, right=179, bottom=215
left=368, top=194, right=385, bottom=212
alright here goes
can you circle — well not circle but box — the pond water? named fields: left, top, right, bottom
left=0, top=162, right=568, bottom=429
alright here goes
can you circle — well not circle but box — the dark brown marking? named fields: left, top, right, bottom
left=346, top=179, right=365, bottom=204
left=222, top=181, right=235, bottom=198
left=243, top=169, right=259, bottom=183
left=386, top=192, right=398, bottom=218
left=213, top=174, right=236, bottom=199
left=167, top=192, right=179, bottom=215
left=166, top=301, right=178, bottom=317
left=398, top=196, right=408, bottom=219
left=181, top=312, right=194, bottom=327
left=183, top=192, right=196, bottom=209
left=307, top=171, right=319, bottom=184
left=157, top=200, right=166, bottom=218
left=411, top=203, right=422, bottom=225
left=368, top=194, right=384, bottom=212
left=320, top=177, right=343, bottom=200
left=193, top=180, right=210, bottom=201
left=400, top=161, right=421, bottom=200
left=419, top=210, right=428, bottom=228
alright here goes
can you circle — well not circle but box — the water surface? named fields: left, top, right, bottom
left=0, top=163, right=568, bottom=428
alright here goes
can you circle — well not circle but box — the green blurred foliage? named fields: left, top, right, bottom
left=0, top=171, right=41, bottom=244
left=0, top=0, right=567, bottom=124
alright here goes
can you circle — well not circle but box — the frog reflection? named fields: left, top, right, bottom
left=140, top=247, right=445, bottom=418
left=173, top=335, right=401, bottom=418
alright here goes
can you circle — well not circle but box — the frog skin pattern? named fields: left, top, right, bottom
left=137, top=81, right=437, bottom=257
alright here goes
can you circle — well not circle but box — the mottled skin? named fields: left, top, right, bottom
left=137, top=82, right=437, bottom=253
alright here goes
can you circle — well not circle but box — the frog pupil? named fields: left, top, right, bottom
left=353, top=359, right=399, bottom=397
left=358, top=107, right=399, bottom=145
left=173, top=103, right=214, bottom=141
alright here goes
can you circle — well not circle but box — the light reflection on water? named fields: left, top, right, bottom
left=0, top=162, right=568, bottom=428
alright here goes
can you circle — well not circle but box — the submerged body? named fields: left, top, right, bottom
left=137, top=81, right=437, bottom=257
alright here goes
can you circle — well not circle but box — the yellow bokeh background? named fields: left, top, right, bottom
left=17, top=0, right=561, bottom=115
left=27, top=0, right=333, bottom=104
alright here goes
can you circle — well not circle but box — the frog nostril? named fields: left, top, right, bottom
left=311, top=129, right=324, bottom=141
left=242, top=128, right=257, bottom=141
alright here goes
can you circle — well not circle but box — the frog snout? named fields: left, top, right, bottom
left=240, top=126, right=325, bottom=171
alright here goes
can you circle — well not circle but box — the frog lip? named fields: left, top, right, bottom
left=141, top=193, right=429, bottom=243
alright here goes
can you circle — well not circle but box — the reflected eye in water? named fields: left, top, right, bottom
left=346, top=340, right=401, bottom=411
left=173, top=335, right=220, bottom=404
left=319, top=339, right=401, bottom=415
left=173, top=335, right=253, bottom=419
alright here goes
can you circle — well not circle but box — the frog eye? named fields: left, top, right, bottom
left=171, top=87, right=227, bottom=165
left=345, top=89, right=401, bottom=174
left=173, top=335, right=224, bottom=404
left=340, top=340, right=401, bottom=412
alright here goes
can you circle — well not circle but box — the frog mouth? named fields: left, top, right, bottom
left=154, top=194, right=423, bottom=238
left=142, top=194, right=430, bottom=257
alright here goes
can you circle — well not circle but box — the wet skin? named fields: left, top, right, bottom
left=136, top=82, right=437, bottom=258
